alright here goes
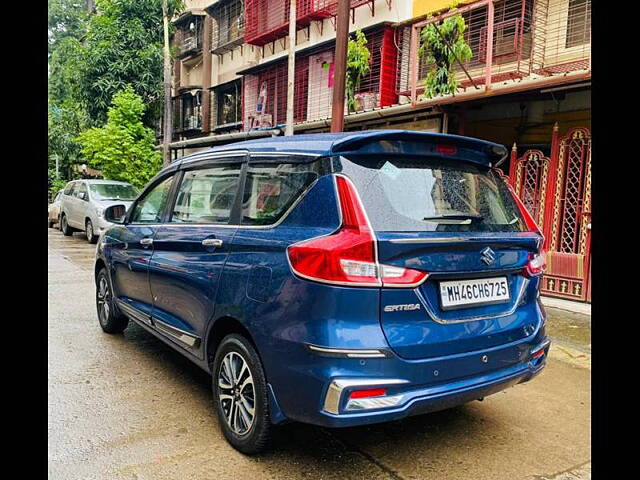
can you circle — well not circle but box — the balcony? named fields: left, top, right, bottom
left=242, top=26, right=396, bottom=130
left=174, top=13, right=205, bottom=58
left=396, top=0, right=591, bottom=104
left=243, top=0, right=376, bottom=47
left=209, top=0, right=245, bottom=54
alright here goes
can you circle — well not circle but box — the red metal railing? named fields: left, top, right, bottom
left=244, top=0, right=375, bottom=46
left=396, top=0, right=591, bottom=104
left=242, top=26, right=396, bottom=130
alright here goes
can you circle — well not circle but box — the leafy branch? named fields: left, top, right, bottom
left=418, top=9, right=472, bottom=99
left=345, top=29, right=371, bottom=113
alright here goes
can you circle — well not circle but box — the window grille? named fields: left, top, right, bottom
left=211, top=0, right=245, bottom=54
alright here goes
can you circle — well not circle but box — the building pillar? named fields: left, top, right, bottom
left=201, top=16, right=213, bottom=133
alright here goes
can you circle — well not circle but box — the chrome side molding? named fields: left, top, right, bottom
left=117, top=300, right=152, bottom=327
left=116, top=300, right=200, bottom=349
left=154, top=318, right=200, bottom=349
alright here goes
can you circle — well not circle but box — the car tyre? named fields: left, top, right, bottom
left=212, top=334, right=272, bottom=455
left=61, top=214, right=74, bottom=236
left=96, top=268, right=128, bottom=334
left=86, top=219, right=98, bottom=244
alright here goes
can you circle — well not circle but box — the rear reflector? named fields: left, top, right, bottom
left=349, top=388, right=387, bottom=399
left=287, top=175, right=429, bottom=287
left=531, top=349, right=545, bottom=359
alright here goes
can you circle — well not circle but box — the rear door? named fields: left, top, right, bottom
left=71, top=182, right=89, bottom=227
left=340, top=155, right=542, bottom=360
left=60, top=182, right=76, bottom=222
left=148, top=159, right=243, bottom=357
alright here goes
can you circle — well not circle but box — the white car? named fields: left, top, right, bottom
left=59, top=180, right=139, bottom=243
left=48, top=190, right=64, bottom=228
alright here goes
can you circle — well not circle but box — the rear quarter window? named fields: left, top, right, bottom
left=240, top=158, right=329, bottom=225
left=336, top=155, right=527, bottom=233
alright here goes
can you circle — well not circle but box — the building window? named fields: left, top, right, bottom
left=214, top=81, right=241, bottom=128
left=211, top=0, right=245, bottom=53
left=174, top=90, right=203, bottom=133
left=566, top=0, right=591, bottom=48
left=243, top=62, right=288, bottom=131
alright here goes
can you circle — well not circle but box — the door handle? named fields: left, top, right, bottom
left=140, top=237, right=153, bottom=246
left=202, top=238, right=223, bottom=247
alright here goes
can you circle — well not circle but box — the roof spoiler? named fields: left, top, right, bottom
left=330, top=130, right=508, bottom=167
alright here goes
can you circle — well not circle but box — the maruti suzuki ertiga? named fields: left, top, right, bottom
left=94, top=131, right=549, bottom=454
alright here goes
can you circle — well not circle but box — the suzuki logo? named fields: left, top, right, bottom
left=480, top=247, right=496, bottom=266
left=384, top=304, right=421, bottom=312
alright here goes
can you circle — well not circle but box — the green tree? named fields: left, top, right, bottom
left=48, top=101, right=90, bottom=185
left=77, top=86, right=162, bottom=188
left=48, top=0, right=89, bottom=56
left=418, top=9, right=472, bottom=99
left=77, top=0, right=183, bottom=126
left=345, top=29, right=371, bottom=113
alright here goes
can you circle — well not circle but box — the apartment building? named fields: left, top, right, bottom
left=167, top=0, right=591, bottom=301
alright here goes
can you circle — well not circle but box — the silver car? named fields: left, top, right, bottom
left=48, top=190, right=64, bottom=228
left=59, top=179, right=139, bottom=243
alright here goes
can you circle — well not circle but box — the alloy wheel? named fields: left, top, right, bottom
left=217, top=351, right=255, bottom=436
left=96, top=275, right=111, bottom=326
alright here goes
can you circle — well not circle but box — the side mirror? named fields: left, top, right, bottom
left=104, top=204, right=127, bottom=224
left=78, top=192, right=87, bottom=201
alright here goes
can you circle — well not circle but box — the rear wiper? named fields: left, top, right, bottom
left=422, top=213, right=484, bottom=223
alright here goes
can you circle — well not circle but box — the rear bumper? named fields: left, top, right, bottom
left=317, top=350, right=547, bottom=428
left=269, top=334, right=550, bottom=428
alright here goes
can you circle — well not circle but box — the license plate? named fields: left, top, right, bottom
left=439, top=277, right=510, bottom=310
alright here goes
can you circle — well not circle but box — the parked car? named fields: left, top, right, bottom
left=94, top=131, right=549, bottom=454
left=48, top=190, right=63, bottom=228
left=60, top=179, right=139, bottom=243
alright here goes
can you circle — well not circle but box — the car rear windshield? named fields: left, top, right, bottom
left=336, top=156, right=527, bottom=233
left=89, top=183, right=139, bottom=201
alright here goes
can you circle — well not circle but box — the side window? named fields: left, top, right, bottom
left=130, top=175, right=175, bottom=224
left=171, top=164, right=241, bottom=224
left=75, top=183, right=88, bottom=201
left=63, top=182, right=75, bottom=195
left=240, top=162, right=321, bottom=225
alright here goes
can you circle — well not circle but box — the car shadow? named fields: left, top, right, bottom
left=121, top=322, right=496, bottom=462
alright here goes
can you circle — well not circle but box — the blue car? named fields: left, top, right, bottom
left=94, top=130, right=549, bottom=454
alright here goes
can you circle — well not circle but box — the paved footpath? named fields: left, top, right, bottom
left=48, top=228, right=590, bottom=480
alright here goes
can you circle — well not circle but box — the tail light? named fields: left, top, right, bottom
left=436, top=144, right=457, bottom=155
left=505, top=181, right=547, bottom=278
left=287, top=175, right=429, bottom=287
left=525, top=251, right=547, bottom=277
